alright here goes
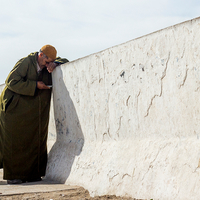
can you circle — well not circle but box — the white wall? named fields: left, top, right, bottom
left=45, top=17, right=200, bottom=199
left=2, top=17, right=200, bottom=199
left=46, top=17, right=200, bottom=199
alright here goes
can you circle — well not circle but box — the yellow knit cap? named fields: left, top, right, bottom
left=41, top=45, right=57, bottom=60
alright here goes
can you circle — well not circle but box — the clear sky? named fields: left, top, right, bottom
left=0, top=0, right=199, bottom=84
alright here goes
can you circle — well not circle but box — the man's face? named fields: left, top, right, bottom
left=39, top=53, right=54, bottom=69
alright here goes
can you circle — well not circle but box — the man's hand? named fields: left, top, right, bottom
left=47, top=62, right=58, bottom=73
left=37, top=81, right=51, bottom=89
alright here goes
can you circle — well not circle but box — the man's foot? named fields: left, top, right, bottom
left=7, top=179, right=23, bottom=184
left=7, top=177, right=42, bottom=184
left=26, top=177, right=42, bottom=182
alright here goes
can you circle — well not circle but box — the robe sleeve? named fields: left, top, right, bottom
left=5, top=57, right=37, bottom=96
left=54, top=57, right=69, bottom=65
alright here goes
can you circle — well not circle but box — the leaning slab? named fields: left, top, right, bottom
left=46, top=16, right=200, bottom=200
left=1, top=17, right=200, bottom=200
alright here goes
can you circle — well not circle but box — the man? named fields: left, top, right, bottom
left=0, top=45, right=68, bottom=184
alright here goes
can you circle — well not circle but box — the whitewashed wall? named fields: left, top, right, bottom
left=48, top=17, right=200, bottom=199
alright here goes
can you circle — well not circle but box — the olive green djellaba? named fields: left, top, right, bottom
left=0, top=52, right=68, bottom=181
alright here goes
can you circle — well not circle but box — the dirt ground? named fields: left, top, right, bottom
left=0, top=187, right=141, bottom=200
left=0, top=169, right=142, bottom=200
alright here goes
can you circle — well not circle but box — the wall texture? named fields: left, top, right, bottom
left=46, top=17, right=200, bottom=199
left=1, top=17, right=200, bottom=199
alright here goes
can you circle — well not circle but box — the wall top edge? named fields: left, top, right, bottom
left=66, top=16, right=200, bottom=65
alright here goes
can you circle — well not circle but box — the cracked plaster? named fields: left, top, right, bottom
left=0, top=17, right=195, bottom=200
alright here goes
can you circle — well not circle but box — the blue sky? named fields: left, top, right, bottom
left=0, top=0, right=199, bottom=84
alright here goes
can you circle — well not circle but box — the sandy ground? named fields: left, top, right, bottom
left=0, top=170, right=140, bottom=200
left=0, top=189, right=139, bottom=200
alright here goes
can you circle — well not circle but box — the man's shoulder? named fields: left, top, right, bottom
left=27, top=52, right=37, bottom=63
left=18, top=52, right=37, bottom=65
left=13, top=52, right=37, bottom=70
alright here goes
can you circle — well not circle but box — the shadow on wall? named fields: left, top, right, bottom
left=46, top=67, right=84, bottom=183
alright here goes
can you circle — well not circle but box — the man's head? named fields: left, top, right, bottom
left=38, top=45, right=57, bottom=69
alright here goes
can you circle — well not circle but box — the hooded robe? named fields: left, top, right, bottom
left=0, top=52, right=68, bottom=181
